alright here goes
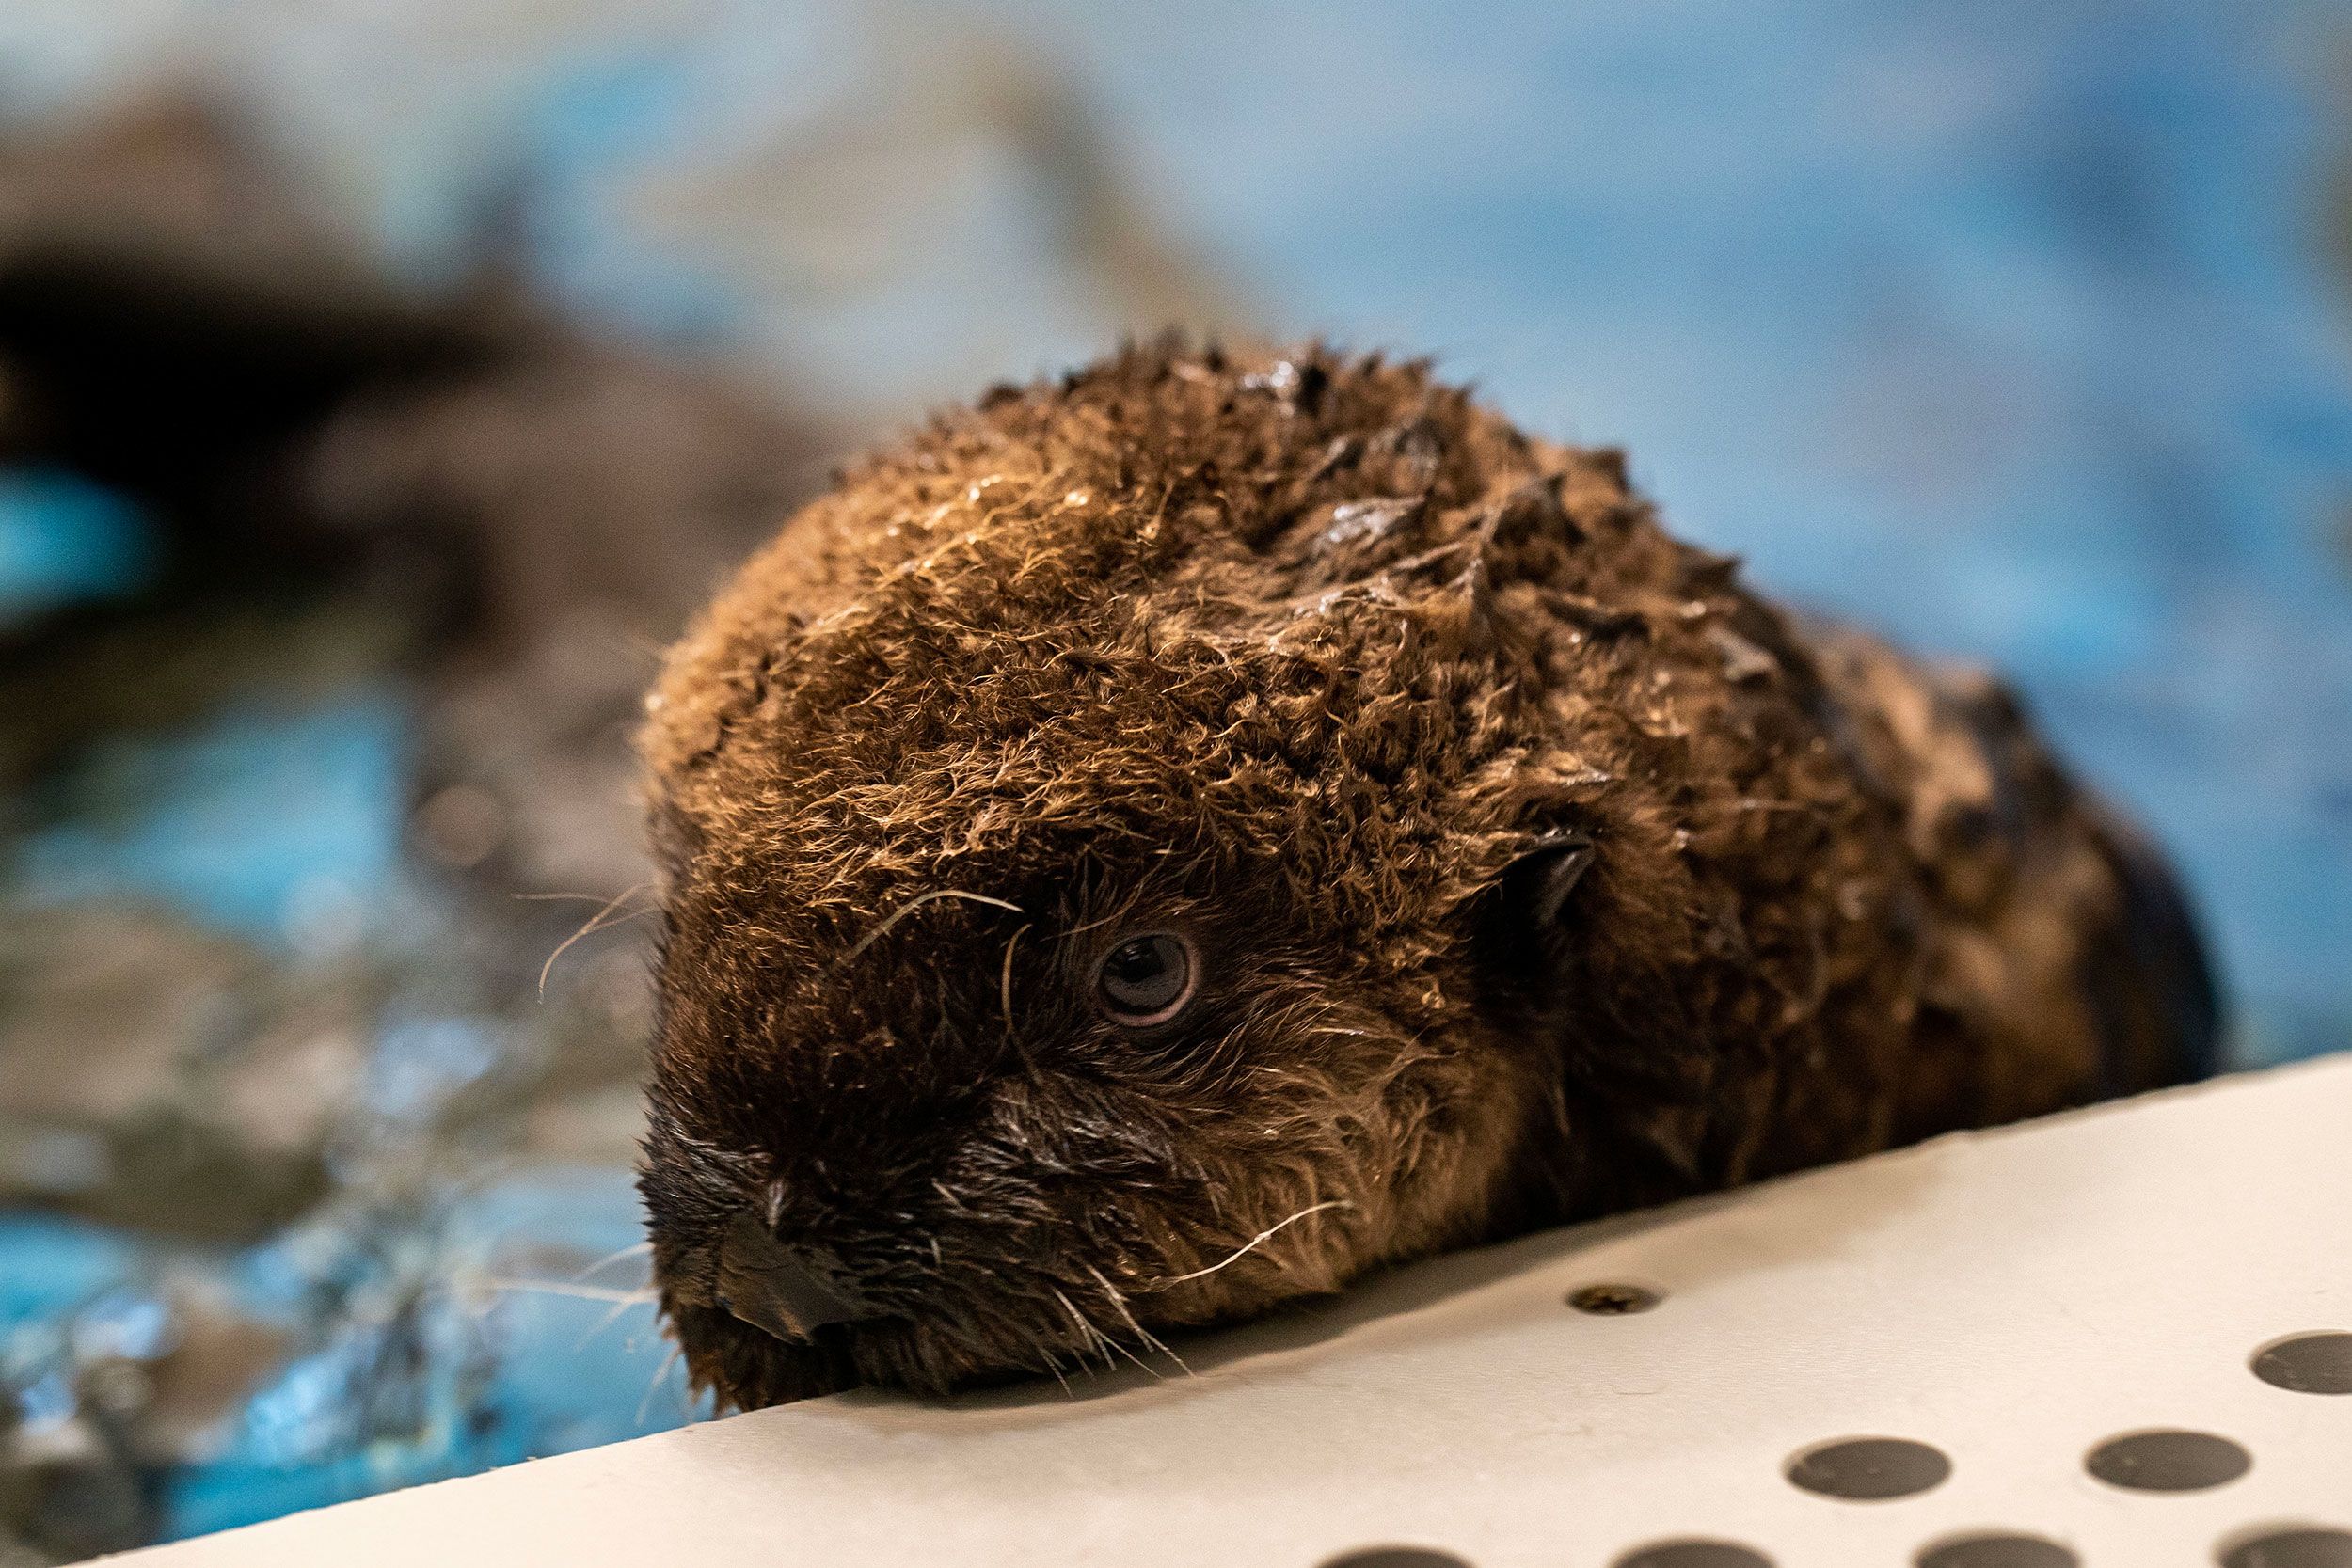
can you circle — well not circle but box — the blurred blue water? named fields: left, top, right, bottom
left=9, top=695, right=411, bottom=942
left=0, top=1216, right=141, bottom=1328
left=162, top=1168, right=690, bottom=1541
left=0, top=469, right=154, bottom=624
left=5, top=0, right=2352, bottom=1542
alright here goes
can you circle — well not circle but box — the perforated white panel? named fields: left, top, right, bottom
left=103, top=1055, right=2352, bottom=1568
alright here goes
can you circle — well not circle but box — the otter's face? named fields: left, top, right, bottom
left=637, top=594, right=1576, bottom=1408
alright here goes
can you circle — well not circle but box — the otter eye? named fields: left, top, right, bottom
left=1094, top=932, right=1197, bottom=1025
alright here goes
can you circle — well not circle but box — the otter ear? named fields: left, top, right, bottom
left=1509, top=831, right=1597, bottom=930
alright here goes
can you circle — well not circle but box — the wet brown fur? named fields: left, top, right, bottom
left=639, top=341, right=2218, bottom=1408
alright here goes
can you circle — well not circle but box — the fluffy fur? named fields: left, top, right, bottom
left=639, top=341, right=2218, bottom=1408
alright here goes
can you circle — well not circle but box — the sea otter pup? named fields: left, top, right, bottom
left=639, top=341, right=2218, bottom=1408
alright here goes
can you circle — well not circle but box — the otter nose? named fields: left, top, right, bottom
left=713, top=1211, right=866, bottom=1344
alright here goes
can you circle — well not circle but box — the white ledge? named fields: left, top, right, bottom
left=103, top=1054, right=2352, bottom=1568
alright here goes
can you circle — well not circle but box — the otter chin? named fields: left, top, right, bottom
left=636, top=341, right=2218, bottom=1410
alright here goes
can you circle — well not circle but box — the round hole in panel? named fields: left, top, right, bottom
left=1915, top=1532, right=2079, bottom=1568
left=1785, top=1436, right=1951, bottom=1501
left=2251, top=1333, right=2352, bottom=1395
left=1612, top=1539, right=1774, bottom=1568
left=1317, top=1549, right=1473, bottom=1568
left=2083, top=1429, right=2250, bottom=1493
left=1569, top=1283, right=1662, bottom=1316
left=2217, top=1526, right=2352, bottom=1568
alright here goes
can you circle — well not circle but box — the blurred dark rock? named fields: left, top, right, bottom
left=0, top=94, right=843, bottom=906
left=0, top=1406, right=152, bottom=1563
left=321, top=347, right=827, bottom=899
left=0, top=906, right=369, bottom=1243
left=0, top=94, right=508, bottom=619
left=119, top=1298, right=294, bottom=1465
left=0, top=1278, right=296, bottom=1562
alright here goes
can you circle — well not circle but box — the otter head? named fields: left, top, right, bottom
left=635, top=348, right=1636, bottom=1407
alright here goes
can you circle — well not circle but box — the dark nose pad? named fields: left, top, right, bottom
left=713, top=1211, right=866, bottom=1345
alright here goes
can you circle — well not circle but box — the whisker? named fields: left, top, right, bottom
left=843, top=889, right=1025, bottom=964
left=576, top=1291, right=658, bottom=1351
left=1052, top=876, right=1156, bottom=944
left=1145, top=1200, right=1353, bottom=1289
left=1055, top=907, right=1128, bottom=940
left=538, top=887, right=658, bottom=999
left=1060, top=1275, right=1161, bottom=1380
left=1025, top=1330, right=1078, bottom=1398
left=999, top=923, right=1031, bottom=1034
left=515, top=887, right=653, bottom=907
left=638, top=1343, right=681, bottom=1425
left=482, top=1278, right=658, bottom=1305
left=571, top=1241, right=653, bottom=1282
left=1097, top=1328, right=1160, bottom=1379
left=1087, top=1263, right=1190, bottom=1376
left=1047, top=1287, right=1098, bottom=1359
left=1049, top=1287, right=1120, bottom=1374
